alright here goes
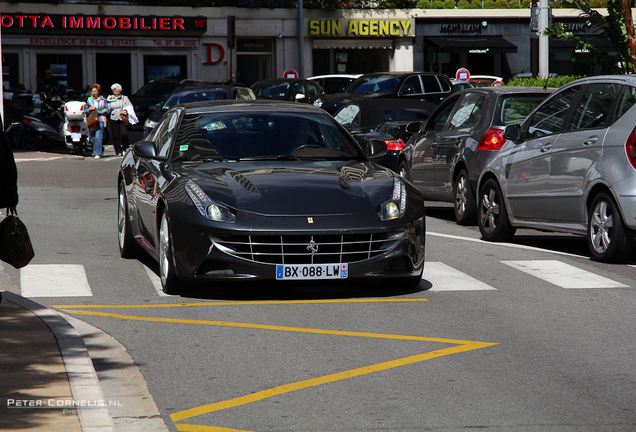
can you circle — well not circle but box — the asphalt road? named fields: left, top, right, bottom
left=6, top=149, right=636, bottom=431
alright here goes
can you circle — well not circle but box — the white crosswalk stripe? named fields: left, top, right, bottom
left=502, top=260, right=629, bottom=289
left=16, top=260, right=631, bottom=298
left=425, top=262, right=497, bottom=291
left=20, top=264, right=93, bottom=297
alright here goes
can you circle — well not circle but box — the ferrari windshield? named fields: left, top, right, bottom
left=172, top=110, right=364, bottom=163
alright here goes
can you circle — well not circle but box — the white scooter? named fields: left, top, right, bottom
left=63, top=101, right=91, bottom=155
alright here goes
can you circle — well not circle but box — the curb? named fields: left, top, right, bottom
left=2, top=292, right=116, bottom=432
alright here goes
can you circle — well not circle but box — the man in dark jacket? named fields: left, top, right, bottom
left=0, top=122, right=18, bottom=210
left=0, top=119, right=18, bottom=303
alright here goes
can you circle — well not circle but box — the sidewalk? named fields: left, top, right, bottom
left=0, top=268, right=168, bottom=432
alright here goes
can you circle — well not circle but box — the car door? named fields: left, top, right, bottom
left=411, top=94, right=461, bottom=194
left=135, top=109, right=180, bottom=247
left=503, top=86, right=581, bottom=220
left=549, top=82, right=622, bottom=222
left=433, top=91, right=485, bottom=194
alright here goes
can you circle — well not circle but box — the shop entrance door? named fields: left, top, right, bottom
left=143, top=55, right=188, bottom=85
left=96, top=54, right=132, bottom=97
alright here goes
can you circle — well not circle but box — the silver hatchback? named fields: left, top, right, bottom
left=477, top=75, right=636, bottom=262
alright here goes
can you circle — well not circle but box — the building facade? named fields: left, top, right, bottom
left=0, top=3, right=609, bottom=96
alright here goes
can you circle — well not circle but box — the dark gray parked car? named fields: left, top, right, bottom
left=408, top=86, right=554, bottom=224
left=477, top=75, right=636, bottom=262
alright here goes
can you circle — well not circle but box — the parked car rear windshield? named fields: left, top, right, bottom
left=347, top=76, right=401, bottom=94
left=494, top=94, right=553, bottom=126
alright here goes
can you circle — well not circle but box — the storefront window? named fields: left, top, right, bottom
left=236, top=39, right=274, bottom=86
left=36, top=54, right=83, bottom=95
left=143, top=55, right=188, bottom=84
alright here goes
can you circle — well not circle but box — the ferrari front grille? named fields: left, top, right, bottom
left=213, top=232, right=403, bottom=265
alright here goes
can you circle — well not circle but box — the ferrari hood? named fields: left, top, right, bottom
left=183, top=161, right=395, bottom=216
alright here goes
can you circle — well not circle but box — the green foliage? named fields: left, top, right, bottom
left=484, top=0, right=496, bottom=7
left=494, top=0, right=509, bottom=7
left=416, top=0, right=432, bottom=7
left=432, top=0, right=445, bottom=7
left=588, top=0, right=604, bottom=6
left=505, top=75, right=584, bottom=87
left=521, top=0, right=532, bottom=7
left=457, top=0, right=471, bottom=7
left=508, top=0, right=521, bottom=8
left=545, top=0, right=635, bottom=74
left=444, top=0, right=457, bottom=7
left=470, top=0, right=483, bottom=7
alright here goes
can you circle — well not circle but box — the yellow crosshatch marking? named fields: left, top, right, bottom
left=54, top=298, right=498, bottom=432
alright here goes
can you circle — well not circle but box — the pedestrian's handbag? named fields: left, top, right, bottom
left=86, top=109, right=99, bottom=130
left=0, top=208, right=34, bottom=269
left=120, top=111, right=130, bottom=127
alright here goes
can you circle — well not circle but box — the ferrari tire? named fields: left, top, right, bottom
left=118, top=181, right=139, bottom=258
left=159, top=211, right=184, bottom=295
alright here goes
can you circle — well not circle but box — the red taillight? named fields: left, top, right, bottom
left=70, top=125, right=81, bottom=133
left=385, top=138, right=405, bottom=151
left=626, top=128, right=636, bottom=170
left=477, top=128, right=505, bottom=151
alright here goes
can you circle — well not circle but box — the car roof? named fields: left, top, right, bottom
left=459, top=86, right=556, bottom=94
left=179, top=99, right=327, bottom=114
left=308, top=74, right=362, bottom=79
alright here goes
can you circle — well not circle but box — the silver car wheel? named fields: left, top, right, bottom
left=159, top=213, right=170, bottom=287
left=590, top=200, right=612, bottom=253
left=455, top=175, right=468, bottom=217
left=480, top=187, right=499, bottom=234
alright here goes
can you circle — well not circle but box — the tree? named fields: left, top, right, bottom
left=545, top=0, right=636, bottom=74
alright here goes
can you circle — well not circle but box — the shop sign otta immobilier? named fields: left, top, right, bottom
left=308, top=19, right=413, bottom=37
left=0, top=13, right=207, bottom=36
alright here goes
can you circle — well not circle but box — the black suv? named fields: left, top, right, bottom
left=320, top=72, right=457, bottom=115
left=130, top=78, right=203, bottom=126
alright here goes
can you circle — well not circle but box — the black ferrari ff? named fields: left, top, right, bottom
left=117, top=100, right=426, bottom=294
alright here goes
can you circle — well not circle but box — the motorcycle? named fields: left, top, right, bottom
left=63, top=101, right=91, bottom=155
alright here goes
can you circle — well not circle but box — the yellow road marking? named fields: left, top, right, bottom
left=55, top=300, right=497, bottom=428
left=170, top=340, right=495, bottom=422
left=53, top=298, right=428, bottom=309
left=176, top=425, right=252, bottom=432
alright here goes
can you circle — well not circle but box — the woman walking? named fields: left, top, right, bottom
left=85, top=83, right=109, bottom=159
left=107, top=83, right=132, bottom=156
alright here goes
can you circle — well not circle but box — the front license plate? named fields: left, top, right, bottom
left=276, top=263, right=348, bottom=280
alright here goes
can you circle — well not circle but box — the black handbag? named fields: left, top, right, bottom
left=0, top=208, right=35, bottom=269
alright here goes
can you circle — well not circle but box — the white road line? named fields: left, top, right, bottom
left=428, top=232, right=583, bottom=258
left=425, top=262, right=497, bottom=291
left=20, top=264, right=94, bottom=297
left=143, top=266, right=170, bottom=297
left=502, top=260, right=629, bottom=289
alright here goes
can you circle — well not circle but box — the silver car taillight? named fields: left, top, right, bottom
left=626, top=128, right=636, bottom=170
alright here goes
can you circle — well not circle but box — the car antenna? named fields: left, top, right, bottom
left=543, top=75, right=550, bottom=91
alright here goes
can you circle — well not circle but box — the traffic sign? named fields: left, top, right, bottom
left=283, top=69, right=298, bottom=79
left=493, top=80, right=504, bottom=86
left=456, top=68, right=470, bottom=82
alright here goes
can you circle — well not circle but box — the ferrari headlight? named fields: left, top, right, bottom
left=378, top=178, right=407, bottom=221
left=185, top=180, right=236, bottom=223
